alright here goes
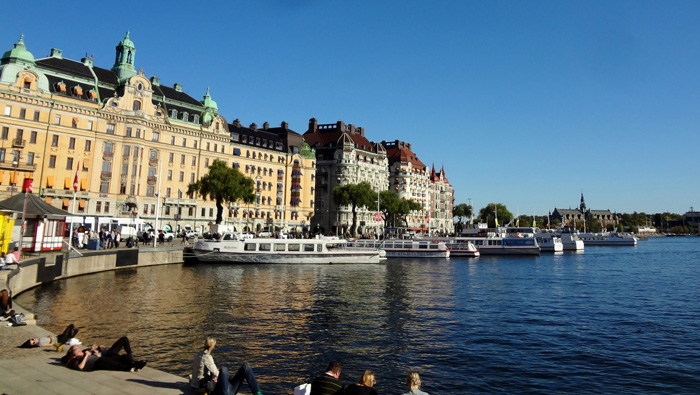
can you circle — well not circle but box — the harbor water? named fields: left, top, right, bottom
left=16, top=237, right=700, bottom=394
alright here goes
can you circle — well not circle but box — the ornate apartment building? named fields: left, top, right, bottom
left=0, top=33, right=315, bottom=235
left=382, top=140, right=454, bottom=235
left=304, top=118, right=389, bottom=236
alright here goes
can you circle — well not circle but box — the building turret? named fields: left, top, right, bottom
left=111, top=31, right=137, bottom=83
left=1, top=35, right=35, bottom=66
left=201, top=87, right=218, bottom=125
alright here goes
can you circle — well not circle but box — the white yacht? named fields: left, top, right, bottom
left=577, top=230, right=638, bottom=246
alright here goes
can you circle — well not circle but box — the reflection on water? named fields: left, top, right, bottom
left=16, top=238, right=700, bottom=394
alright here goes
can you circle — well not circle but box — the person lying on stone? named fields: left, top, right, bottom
left=62, top=336, right=147, bottom=372
left=19, top=324, right=79, bottom=350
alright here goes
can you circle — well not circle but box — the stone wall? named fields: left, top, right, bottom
left=1, top=248, right=183, bottom=298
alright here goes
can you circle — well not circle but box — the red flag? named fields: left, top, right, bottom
left=73, top=159, right=80, bottom=192
left=426, top=214, right=430, bottom=224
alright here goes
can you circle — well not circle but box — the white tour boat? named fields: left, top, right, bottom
left=555, top=226, right=585, bottom=251
left=450, top=224, right=541, bottom=255
left=577, top=230, right=638, bottom=246
left=186, top=233, right=384, bottom=264
left=534, top=232, right=564, bottom=252
left=348, top=239, right=451, bottom=258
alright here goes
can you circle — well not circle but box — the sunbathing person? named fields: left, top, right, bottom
left=19, top=324, right=79, bottom=350
left=190, top=336, right=264, bottom=395
left=63, top=336, right=147, bottom=372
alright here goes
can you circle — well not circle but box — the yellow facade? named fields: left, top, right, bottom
left=0, top=35, right=316, bottom=234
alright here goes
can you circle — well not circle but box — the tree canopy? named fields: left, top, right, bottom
left=187, top=159, right=255, bottom=224
left=379, top=190, right=422, bottom=227
left=478, top=203, right=513, bottom=227
left=333, top=181, right=377, bottom=236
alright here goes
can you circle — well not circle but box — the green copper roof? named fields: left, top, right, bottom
left=117, top=31, right=135, bottom=49
left=201, top=87, right=218, bottom=111
left=1, top=34, right=35, bottom=66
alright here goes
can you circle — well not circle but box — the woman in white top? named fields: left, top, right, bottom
left=403, top=371, right=429, bottom=395
left=190, top=336, right=264, bottom=395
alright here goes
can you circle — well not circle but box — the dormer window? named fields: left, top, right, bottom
left=193, top=115, right=199, bottom=124
left=56, top=81, right=67, bottom=94
left=182, top=112, right=188, bottom=121
left=73, top=86, right=83, bottom=96
left=88, top=90, right=98, bottom=101
left=170, top=109, right=177, bottom=118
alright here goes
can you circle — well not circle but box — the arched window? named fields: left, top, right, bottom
left=182, top=112, right=189, bottom=121
left=132, top=100, right=141, bottom=111
left=170, top=109, right=177, bottom=118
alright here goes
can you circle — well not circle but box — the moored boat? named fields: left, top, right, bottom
left=577, top=231, right=638, bottom=246
left=185, top=233, right=384, bottom=264
left=556, top=226, right=585, bottom=251
left=348, top=239, right=451, bottom=258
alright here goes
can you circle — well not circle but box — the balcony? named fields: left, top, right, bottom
left=147, top=176, right=157, bottom=185
left=103, top=152, right=114, bottom=161
left=100, top=171, right=112, bottom=180
left=12, top=138, right=25, bottom=148
left=148, top=158, right=159, bottom=167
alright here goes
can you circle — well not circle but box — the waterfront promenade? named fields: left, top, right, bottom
left=1, top=244, right=192, bottom=394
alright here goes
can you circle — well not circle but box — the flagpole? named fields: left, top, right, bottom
left=153, top=159, right=162, bottom=248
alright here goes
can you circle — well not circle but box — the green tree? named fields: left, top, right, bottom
left=453, top=203, right=473, bottom=232
left=187, top=160, right=255, bottom=225
left=478, top=203, right=513, bottom=228
left=585, top=218, right=602, bottom=233
left=333, top=181, right=377, bottom=236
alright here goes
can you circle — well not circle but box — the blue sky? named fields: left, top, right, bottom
left=3, top=1, right=699, bottom=215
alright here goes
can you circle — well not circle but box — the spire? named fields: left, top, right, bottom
left=579, top=192, right=587, bottom=212
left=111, top=31, right=137, bottom=83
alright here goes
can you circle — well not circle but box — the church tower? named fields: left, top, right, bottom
left=579, top=192, right=587, bottom=213
left=111, top=31, right=137, bottom=83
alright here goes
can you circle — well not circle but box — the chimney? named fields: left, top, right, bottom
left=308, top=118, right=318, bottom=132
left=174, top=83, right=183, bottom=92
left=263, top=122, right=269, bottom=130
left=250, top=123, right=257, bottom=131
left=150, top=76, right=160, bottom=86
left=281, top=121, right=288, bottom=130
left=50, top=48, right=62, bottom=58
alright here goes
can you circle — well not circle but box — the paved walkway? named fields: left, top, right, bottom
left=0, top=248, right=193, bottom=395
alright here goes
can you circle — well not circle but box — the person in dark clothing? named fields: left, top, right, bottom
left=310, top=361, right=343, bottom=395
left=63, top=336, right=146, bottom=372
left=1, top=289, right=14, bottom=319
left=345, top=370, right=378, bottom=395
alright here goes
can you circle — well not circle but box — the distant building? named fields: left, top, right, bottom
left=552, top=193, right=619, bottom=229
left=684, top=209, right=700, bottom=230
left=304, top=118, right=388, bottom=236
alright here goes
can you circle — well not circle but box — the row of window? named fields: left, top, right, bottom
left=4, top=106, right=97, bottom=130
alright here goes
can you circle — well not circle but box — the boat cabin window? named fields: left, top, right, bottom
left=274, top=244, right=285, bottom=251
left=317, top=244, right=323, bottom=252
left=304, top=244, right=314, bottom=252
left=223, top=234, right=233, bottom=241
left=288, top=244, right=300, bottom=252
left=244, top=243, right=256, bottom=251
left=428, top=244, right=437, bottom=249
left=419, top=244, right=428, bottom=249
left=259, top=243, right=271, bottom=251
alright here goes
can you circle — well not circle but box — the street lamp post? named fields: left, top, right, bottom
left=176, top=189, right=181, bottom=233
